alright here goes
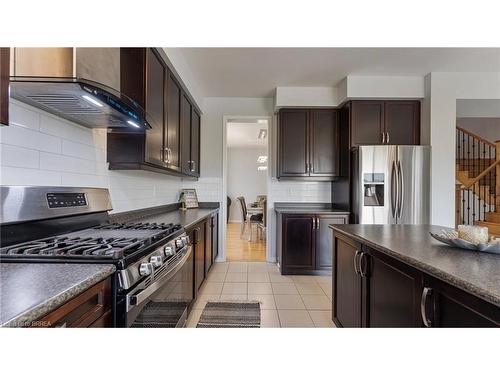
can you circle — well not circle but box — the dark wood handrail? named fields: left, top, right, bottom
left=456, top=126, right=496, bottom=148
left=464, top=158, right=500, bottom=188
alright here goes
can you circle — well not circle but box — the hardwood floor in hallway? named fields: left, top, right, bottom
left=226, top=222, right=266, bottom=262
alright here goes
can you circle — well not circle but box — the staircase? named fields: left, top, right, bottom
left=455, top=126, right=500, bottom=235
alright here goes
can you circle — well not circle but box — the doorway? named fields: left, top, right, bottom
left=223, top=117, right=270, bottom=262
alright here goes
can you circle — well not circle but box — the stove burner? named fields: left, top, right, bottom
left=0, top=221, right=183, bottom=259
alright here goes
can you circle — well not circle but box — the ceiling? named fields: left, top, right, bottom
left=227, top=121, right=268, bottom=148
left=174, top=48, right=500, bottom=97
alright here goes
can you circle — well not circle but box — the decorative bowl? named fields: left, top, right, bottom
left=430, top=230, right=500, bottom=255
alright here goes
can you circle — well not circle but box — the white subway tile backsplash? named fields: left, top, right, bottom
left=40, top=152, right=96, bottom=174
left=0, top=144, right=39, bottom=169
left=0, top=166, right=61, bottom=186
left=1, top=103, right=186, bottom=213
left=8, top=101, right=40, bottom=130
left=62, top=139, right=105, bottom=162
left=40, top=114, right=94, bottom=146
left=0, top=124, right=62, bottom=153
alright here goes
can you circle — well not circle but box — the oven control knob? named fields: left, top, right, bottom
left=139, top=263, right=152, bottom=276
left=150, top=255, right=163, bottom=268
left=164, top=245, right=175, bottom=257
left=181, top=235, right=190, bottom=246
left=175, top=239, right=184, bottom=248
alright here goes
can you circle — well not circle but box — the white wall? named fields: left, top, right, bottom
left=227, top=146, right=267, bottom=222
left=344, top=76, right=424, bottom=99
left=426, top=72, right=500, bottom=227
left=0, top=100, right=183, bottom=213
left=275, top=87, right=338, bottom=108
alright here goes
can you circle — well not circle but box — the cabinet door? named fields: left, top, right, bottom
left=0, top=48, right=9, bottom=126
left=180, top=94, right=192, bottom=175
left=316, top=215, right=348, bottom=270
left=205, top=218, right=213, bottom=276
left=364, top=247, right=422, bottom=327
left=278, top=110, right=309, bottom=177
left=144, top=49, right=165, bottom=166
left=310, top=109, right=339, bottom=177
left=190, top=108, right=201, bottom=177
left=333, top=234, right=362, bottom=327
left=165, top=72, right=181, bottom=171
left=384, top=101, right=420, bottom=145
left=423, top=276, right=499, bottom=327
left=282, top=214, right=315, bottom=273
left=194, top=224, right=205, bottom=292
left=351, top=101, right=384, bottom=146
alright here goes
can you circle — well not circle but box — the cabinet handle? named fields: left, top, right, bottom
left=190, top=160, right=196, bottom=172
left=420, top=287, right=433, bottom=327
left=381, top=132, right=386, bottom=144
left=359, top=253, right=368, bottom=277
left=316, top=217, right=319, bottom=230
left=386, top=132, right=390, bottom=144
left=353, top=250, right=361, bottom=275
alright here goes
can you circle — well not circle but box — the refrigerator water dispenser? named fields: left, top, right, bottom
left=363, top=173, right=384, bottom=206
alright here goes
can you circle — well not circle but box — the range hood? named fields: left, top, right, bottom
left=9, top=48, right=151, bottom=130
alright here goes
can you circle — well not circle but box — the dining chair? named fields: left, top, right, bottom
left=258, top=198, right=267, bottom=240
left=236, top=196, right=262, bottom=241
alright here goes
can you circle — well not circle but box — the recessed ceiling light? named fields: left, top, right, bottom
left=258, top=129, right=267, bottom=139
left=127, top=120, right=140, bottom=128
left=82, top=95, right=103, bottom=107
left=257, top=155, right=268, bottom=163
left=257, top=166, right=268, bottom=171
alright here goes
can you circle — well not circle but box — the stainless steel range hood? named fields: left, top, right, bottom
left=9, top=48, right=151, bottom=130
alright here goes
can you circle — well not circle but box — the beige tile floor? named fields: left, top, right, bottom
left=186, top=261, right=335, bottom=328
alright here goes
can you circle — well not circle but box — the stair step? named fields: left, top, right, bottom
left=485, top=211, right=500, bottom=223
left=475, top=221, right=500, bottom=236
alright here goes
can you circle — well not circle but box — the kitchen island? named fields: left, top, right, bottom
left=330, top=224, right=500, bottom=327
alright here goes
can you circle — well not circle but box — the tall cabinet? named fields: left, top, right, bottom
left=0, top=48, right=9, bottom=126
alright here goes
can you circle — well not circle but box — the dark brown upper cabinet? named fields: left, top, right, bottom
left=277, top=108, right=339, bottom=180
left=165, top=72, right=182, bottom=172
left=180, top=93, right=201, bottom=177
left=107, top=48, right=201, bottom=178
left=349, top=100, right=420, bottom=146
left=0, top=48, right=9, bottom=126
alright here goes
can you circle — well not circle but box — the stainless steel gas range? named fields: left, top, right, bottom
left=0, top=186, right=194, bottom=327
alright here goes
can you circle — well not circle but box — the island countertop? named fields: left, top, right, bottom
left=0, top=263, right=115, bottom=327
left=329, top=224, right=500, bottom=307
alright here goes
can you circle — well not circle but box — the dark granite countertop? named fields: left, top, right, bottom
left=274, top=202, right=350, bottom=215
left=110, top=203, right=219, bottom=229
left=330, top=224, right=500, bottom=307
left=1, top=263, right=115, bottom=327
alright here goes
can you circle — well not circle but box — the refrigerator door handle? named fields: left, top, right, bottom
left=390, top=160, right=398, bottom=219
left=397, top=160, right=404, bottom=219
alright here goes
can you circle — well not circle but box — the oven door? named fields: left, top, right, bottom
left=125, top=245, right=194, bottom=327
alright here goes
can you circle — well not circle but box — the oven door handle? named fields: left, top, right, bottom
left=126, top=245, right=192, bottom=311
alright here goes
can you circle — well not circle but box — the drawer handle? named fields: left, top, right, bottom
left=353, top=250, right=361, bottom=275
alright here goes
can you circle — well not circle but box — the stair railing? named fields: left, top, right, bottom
left=456, top=126, right=498, bottom=226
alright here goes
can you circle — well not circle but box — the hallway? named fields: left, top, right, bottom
left=225, top=223, right=266, bottom=262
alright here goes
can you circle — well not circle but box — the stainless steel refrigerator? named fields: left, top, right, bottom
left=352, top=146, right=430, bottom=224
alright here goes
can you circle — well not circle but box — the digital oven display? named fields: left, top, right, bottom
left=46, top=193, right=87, bottom=208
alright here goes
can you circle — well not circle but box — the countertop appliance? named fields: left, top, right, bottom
left=0, top=186, right=194, bottom=327
left=352, top=146, right=430, bottom=225
left=9, top=48, right=151, bottom=130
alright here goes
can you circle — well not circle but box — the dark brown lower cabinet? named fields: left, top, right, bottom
left=192, top=223, right=206, bottom=293
left=364, top=247, right=422, bottom=327
left=422, top=276, right=500, bottom=327
left=37, top=277, right=112, bottom=328
left=205, top=217, right=213, bottom=277
left=333, top=234, right=362, bottom=327
left=211, top=213, right=219, bottom=263
left=278, top=212, right=349, bottom=274
left=333, top=232, right=500, bottom=328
